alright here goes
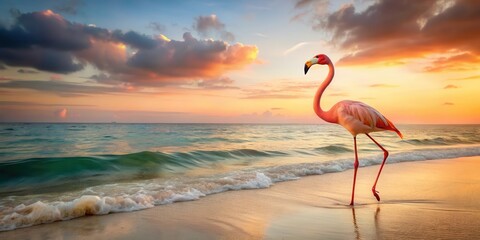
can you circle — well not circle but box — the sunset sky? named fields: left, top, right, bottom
left=0, top=0, right=479, bottom=123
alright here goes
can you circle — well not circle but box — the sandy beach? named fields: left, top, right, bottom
left=1, top=0, right=479, bottom=238
left=2, top=156, right=479, bottom=239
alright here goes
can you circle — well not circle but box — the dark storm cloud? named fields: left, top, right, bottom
left=0, top=9, right=99, bottom=73
left=0, top=10, right=93, bottom=50
left=112, top=30, right=158, bottom=49
left=297, top=0, right=480, bottom=71
left=0, top=48, right=83, bottom=73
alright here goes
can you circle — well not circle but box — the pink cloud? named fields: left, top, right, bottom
left=0, top=10, right=258, bottom=87
left=443, top=84, right=459, bottom=89
left=301, top=0, right=480, bottom=71
left=50, top=74, right=63, bottom=81
left=55, top=108, right=68, bottom=119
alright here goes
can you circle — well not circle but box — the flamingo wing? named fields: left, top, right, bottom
left=334, top=100, right=402, bottom=138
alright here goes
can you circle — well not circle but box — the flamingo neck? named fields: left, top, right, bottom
left=313, top=62, right=336, bottom=123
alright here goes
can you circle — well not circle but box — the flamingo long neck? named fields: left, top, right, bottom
left=314, top=62, right=336, bottom=123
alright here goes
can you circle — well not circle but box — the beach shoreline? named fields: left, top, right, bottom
left=2, top=156, right=479, bottom=239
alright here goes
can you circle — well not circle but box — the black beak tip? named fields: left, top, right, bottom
left=304, top=64, right=309, bottom=75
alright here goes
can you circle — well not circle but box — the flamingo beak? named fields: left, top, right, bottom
left=304, top=61, right=312, bottom=74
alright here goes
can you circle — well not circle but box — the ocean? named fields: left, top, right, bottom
left=1, top=123, right=479, bottom=231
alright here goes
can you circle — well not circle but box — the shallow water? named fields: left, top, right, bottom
left=0, top=123, right=479, bottom=231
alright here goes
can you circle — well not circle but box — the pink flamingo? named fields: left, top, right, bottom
left=304, top=54, right=403, bottom=205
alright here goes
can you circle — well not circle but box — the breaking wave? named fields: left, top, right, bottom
left=1, top=145, right=479, bottom=231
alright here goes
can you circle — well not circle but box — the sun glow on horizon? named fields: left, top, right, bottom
left=0, top=1, right=478, bottom=124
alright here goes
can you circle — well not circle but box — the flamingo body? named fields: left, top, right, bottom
left=305, top=54, right=402, bottom=205
left=333, top=100, right=402, bottom=138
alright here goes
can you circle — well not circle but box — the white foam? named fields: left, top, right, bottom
left=264, top=145, right=480, bottom=182
left=230, top=172, right=273, bottom=190
left=0, top=172, right=276, bottom=231
left=158, top=189, right=205, bottom=204
left=0, top=194, right=157, bottom=231
left=1, top=145, right=479, bottom=231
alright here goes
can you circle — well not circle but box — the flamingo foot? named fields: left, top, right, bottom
left=372, top=189, right=381, bottom=201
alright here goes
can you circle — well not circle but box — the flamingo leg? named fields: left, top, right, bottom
left=350, top=136, right=359, bottom=206
left=365, top=133, right=389, bottom=202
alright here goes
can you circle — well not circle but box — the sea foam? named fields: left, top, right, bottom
left=1, top=145, right=479, bottom=231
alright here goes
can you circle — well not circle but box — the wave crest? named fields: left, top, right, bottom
left=0, top=149, right=286, bottom=194
left=1, top=145, right=480, bottom=231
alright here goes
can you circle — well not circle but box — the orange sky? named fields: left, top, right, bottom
left=0, top=0, right=479, bottom=123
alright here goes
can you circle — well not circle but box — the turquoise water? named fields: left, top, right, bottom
left=1, top=123, right=479, bottom=231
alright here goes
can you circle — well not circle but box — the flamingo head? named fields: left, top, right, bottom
left=304, top=54, right=331, bottom=74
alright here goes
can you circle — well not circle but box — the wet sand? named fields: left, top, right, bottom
left=2, top=156, right=479, bottom=239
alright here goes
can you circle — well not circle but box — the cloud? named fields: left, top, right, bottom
left=112, top=30, right=158, bottom=49
left=54, top=0, right=84, bottom=15
left=291, top=0, right=329, bottom=22
left=283, top=42, right=312, bottom=55
left=243, top=94, right=301, bottom=99
left=196, top=76, right=237, bottom=89
left=328, top=92, right=348, bottom=97
left=294, top=0, right=315, bottom=9
left=443, top=84, right=459, bottom=89
left=126, top=32, right=257, bottom=83
left=304, top=0, right=480, bottom=71
left=0, top=10, right=99, bottom=73
left=0, top=108, right=194, bottom=123
left=55, top=108, right=68, bottom=119
left=0, top=47, right=84, bottom=73
left=17, top=69, right=39, bottom=74
left=0, top=79, right=125, bottom=97
left=88, top=73, right=120, bottom=85
left=242, top=79, right=316, bottom=99
left=255, top=33, right=268, bottom=38
left=424, top=52, right=479, bottom=72
left=193, top=14, right=235, bottom=42
left=443, top=102, right=454, bottom=106
left=369, top=84, right=398, bottom=88
left=50, top=74, right=63, bottom=81
left=449, top=75, right=480, bottom=81
left=0, top=101, right=94, bottom=107
left=0, top=10, right=93, bottom=50
left=148, top=22, right=166, bottom=32
left=0, top=10, right=258, bottom=87
left=262, top=110, right=273, bottom=117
